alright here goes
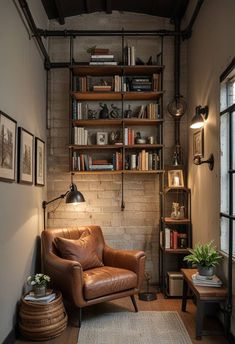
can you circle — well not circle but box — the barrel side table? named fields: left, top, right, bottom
left=19, top=291, right=68, bottom=341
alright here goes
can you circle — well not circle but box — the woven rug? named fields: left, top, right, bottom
left=77, top=311, right=192, bottom=344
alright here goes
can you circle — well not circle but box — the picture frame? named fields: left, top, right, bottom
left=168, top=169, right=184, bottom=188
left=96, top=132, right=108, bottom=145
left=0, top=111, right=17, bottom=182
left=193, top=128, right=204, bottom=158
left=35, top=137, right=45, bottom=186
left=18, top=127, right=34, bottom=184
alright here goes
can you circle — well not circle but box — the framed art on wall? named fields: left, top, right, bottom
left=193, top=128, right=204, bottom=158
left=35, top=137, right=45, bottom=186
left=18, top=127, right=34, bottom=184
left=0, top=111, right=17, bottom=182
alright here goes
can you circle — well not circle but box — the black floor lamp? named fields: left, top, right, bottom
left=42, top=176, right=85, bottom=230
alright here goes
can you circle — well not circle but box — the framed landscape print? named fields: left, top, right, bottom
left=35, top=137, right=45, bottom=186
left=0, top=111, right=17, bottom=182
left=18, top=127, right=34, bottom=184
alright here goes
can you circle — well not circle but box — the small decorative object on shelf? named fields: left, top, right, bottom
left=183, top=241, right=222, bottom=277
left=168, top=169, right=184, bottom=187
left=124, top=105, right=133, bottom=118
left=109, top=104, right=121, bottom=118
left=99, top=103, right=109, bottom=119
left=27, top=273, right=50, bottom=297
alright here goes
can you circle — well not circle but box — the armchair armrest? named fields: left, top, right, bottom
left=103, top=246, right=146, bottom=290
left=43, top=252, right=87, bottom=307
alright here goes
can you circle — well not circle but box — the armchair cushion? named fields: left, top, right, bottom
left=83, top=266, right=137, bottom=300
left=54, top=231, right=104, bottom=270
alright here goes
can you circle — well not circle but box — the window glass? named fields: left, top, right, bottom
left=220, top=113, right=229, bottom=214
left=220, top=82, right=227, bottom=111
left=220, top=217, right=229, bottom=254
left=228, top=77, right=235, bottom=107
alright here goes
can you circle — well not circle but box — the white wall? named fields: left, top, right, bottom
left=0, top=0, right=47, bottom=341
left=187, top=0, right=235, bottom=335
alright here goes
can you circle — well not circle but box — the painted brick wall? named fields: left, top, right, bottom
left=47, top=12, right=188, bottom=283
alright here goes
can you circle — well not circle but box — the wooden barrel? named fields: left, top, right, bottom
left=19, top=291, right=67, bottom=341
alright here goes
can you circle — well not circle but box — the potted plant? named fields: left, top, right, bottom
left=183, top=241, right=222, bottom=276
left=27, top=273, right=50, bottom=297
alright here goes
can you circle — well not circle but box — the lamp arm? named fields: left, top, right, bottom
left=42, top=191, right=69, bottom=209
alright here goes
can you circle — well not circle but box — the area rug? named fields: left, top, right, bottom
left=77, top=311, right=192, bottom=344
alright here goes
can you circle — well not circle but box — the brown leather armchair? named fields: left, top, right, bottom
left=41, top=226, right=146, bottom=326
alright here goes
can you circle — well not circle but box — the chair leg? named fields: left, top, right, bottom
left=78, top=307, right=82, bottom=328
left=130, top=295, right=138, bottom=312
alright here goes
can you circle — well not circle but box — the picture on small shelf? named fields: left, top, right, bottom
left=168, top=169, right=184, bottom=188
left=97, top=132, right=108, bottom=145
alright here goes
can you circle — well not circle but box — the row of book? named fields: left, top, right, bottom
left=128, top=151, right=160, bottom=171
left=161, top=228, right=188, bottom=249
left=73, top=127, right=88, bottom=145
left=124, top=46, right=136, bottom=66
left=72, top=101, right=89, bottom=120
left=72, top=153, right=122, bottom=171
left=137, top=103, right=160, bottom=119
left=73, top=74, right=160, bottom=92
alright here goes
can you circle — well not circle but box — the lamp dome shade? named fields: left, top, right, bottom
left=65, top=183, right=85, bottom=204
left=190, top=105, right=208, bottom=129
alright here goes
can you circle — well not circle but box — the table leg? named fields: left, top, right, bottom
left=181, top=278, right=188, bottom=312
left=196, top=299, right=204, bottom=340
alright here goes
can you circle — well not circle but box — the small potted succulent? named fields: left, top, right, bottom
left=183, top=241, right=222, bottom=276
left=27, top=273, right=50, bottom=297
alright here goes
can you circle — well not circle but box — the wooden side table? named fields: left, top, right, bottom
left=19, top=291, right=67, bottom=341
left=181, top=268, right=228, bottom=340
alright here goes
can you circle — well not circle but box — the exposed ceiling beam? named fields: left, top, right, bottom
left=106, top=0, right=112, bottom=14
left=54, top=0, right=65, bottom=25
left=85, top=0, right=91, bottom=13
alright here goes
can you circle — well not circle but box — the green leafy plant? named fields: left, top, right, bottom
left=183, top=241, right=222, bottom=268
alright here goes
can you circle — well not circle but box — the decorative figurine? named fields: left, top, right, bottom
left=109, top=104, right=121, bottom=118
left=99, top=103, right=109, bottom=119
left=124, top=105, right=133, bottom=118
left=87, top=106, right=97, bottom=119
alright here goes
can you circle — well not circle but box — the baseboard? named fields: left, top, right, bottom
left=2, top=329, right=16, bottom=344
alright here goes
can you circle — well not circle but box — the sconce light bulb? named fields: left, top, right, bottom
left=190, top=121, right=204, bottom=129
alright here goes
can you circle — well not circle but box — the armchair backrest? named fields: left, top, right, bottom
left=41, top=225, right=105, bottom=260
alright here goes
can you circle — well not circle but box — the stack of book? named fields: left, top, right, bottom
left=192, top=272, right=223, bottom=287
left=128, top=151, right=160, bottom=171
left=89, top=48, right=117, bottom=65
left=24, top=291, right=56, bottom=304
left=125, top=46, right=136, bottom=66
left=73, top=127, right=88, bottom=145
left=130, top=77, right=152, bottom=91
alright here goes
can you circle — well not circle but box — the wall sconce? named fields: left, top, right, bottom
left=42, top=174, right=85, bottom=230
left=193, top=154, right=214, bottom=171
left=190, top=105, right=209, bottom=129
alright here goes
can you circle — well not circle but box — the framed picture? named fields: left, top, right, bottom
left=35, top=137, right=45, bottom=186
left=18, top=127, right=34, bottom=184
left=0, top=111, right=17, bottom=182
left=168, top=169, right=184, bottom=188
left=97, top=132, right=108, bottom=145
left=193, top=128, right=204, bottom=157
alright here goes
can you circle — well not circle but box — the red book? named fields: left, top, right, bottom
left=173, top=231, right=178, bottom=249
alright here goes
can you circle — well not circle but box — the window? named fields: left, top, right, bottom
left=220, top=59, right=235, bottom=257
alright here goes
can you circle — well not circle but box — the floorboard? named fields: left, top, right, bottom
left=15, top=293, right=228, bottom=344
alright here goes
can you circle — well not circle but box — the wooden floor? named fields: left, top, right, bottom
left=15, top=293, right=228, bottom=344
